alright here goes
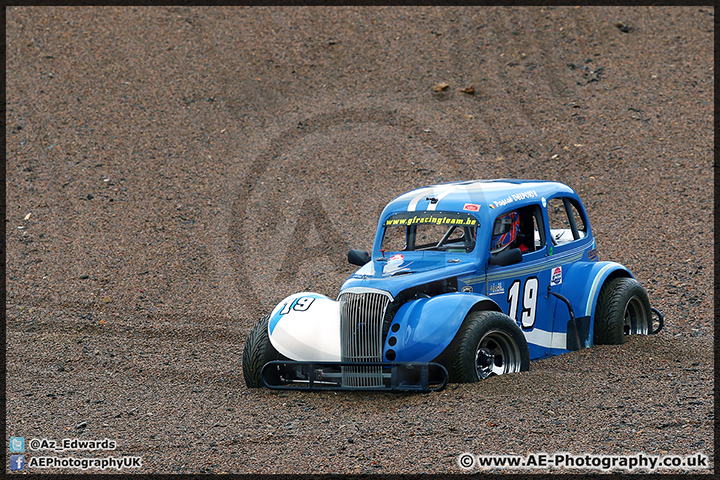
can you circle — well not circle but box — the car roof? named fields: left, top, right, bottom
left=382, top=179, right=576, bottom=219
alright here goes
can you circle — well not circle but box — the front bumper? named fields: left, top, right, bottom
left=260, top=361, right=448, bottom=392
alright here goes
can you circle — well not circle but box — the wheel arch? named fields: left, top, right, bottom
left=267, top=292, right=342, bottom=361
left=557, top=261, right=634, bottom=347
left=469, top=299, right=504, bottom=314
left=384, top=292, right=502, bottom=363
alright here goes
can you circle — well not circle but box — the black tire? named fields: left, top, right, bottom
left=242, top=314, right=280, bottom=388
left=594, top=277, right=651, bottom=345
left=445, top=310, right=530, bottom=383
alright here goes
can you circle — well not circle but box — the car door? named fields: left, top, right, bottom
left=544, top=195, right=593, bottom=355
left=485, top=203, right=557, bottom=360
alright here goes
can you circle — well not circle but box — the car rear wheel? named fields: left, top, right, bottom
left=242, top=314, right=281, bottom=388
left=446, top=310, right=530, bottom=383
left=594, top=277, right=651, bottom=345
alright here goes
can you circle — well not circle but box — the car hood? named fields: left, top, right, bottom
left=340, top=252, right=479, bottom=298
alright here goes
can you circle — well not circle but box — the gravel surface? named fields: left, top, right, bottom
left=5, top=6, right=714, bottom=474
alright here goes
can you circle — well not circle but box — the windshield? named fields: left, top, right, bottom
left=381, top=211, right=478, bottom=253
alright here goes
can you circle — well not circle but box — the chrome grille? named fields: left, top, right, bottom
left=339, top=288, right=393, bottom=388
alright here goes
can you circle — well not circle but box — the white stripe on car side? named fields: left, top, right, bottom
left=460, top=248, right=586, bottom=287
left=484, top=251, right=584, bottom=282
left=523, top=327, right=567, bottom=350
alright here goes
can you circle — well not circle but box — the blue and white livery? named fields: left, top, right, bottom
left=243, top=179, right=663, bottom=391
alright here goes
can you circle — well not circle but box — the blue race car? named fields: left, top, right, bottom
left=243, top=179, right=663, bottom=392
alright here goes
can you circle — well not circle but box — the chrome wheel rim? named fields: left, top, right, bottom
left=475, top=329, right=522, bottom=380
left=623, top=295, right=649, bottom=336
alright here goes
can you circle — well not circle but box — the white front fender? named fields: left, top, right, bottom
left=267, top=292, right=341, bottom=362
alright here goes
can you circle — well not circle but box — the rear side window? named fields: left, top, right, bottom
left=547, top=197, right=587, bottom=245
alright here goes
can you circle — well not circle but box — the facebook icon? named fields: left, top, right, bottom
left=10, top=455, right=25, bottom=471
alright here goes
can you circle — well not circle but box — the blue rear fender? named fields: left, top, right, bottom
left=553, top=261, right=633, bottom=347
left=383, top=293, right=501, bottom=363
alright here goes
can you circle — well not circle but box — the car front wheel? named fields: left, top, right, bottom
left=446, top=310, right=530, bottom=383
left=242, top=314, right=281, bottom=388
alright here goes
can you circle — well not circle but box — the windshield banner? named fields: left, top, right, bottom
left=384, top=212, right=478, bottom=227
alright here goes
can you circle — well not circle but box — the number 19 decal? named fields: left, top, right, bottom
left=279, top=296, right=315, bottom=315
left=507, top=277, right=538, bottom=328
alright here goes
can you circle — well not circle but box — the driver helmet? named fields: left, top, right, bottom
left=490, top=210, right=519, bottom=253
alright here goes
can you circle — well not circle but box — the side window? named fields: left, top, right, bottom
left=489, top=205, right=545, bottom=256
left=517, top=205, right=545, bottom=254
left=547, top=197, right=587, bottom=246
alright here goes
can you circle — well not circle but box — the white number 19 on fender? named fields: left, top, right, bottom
left=279, top=296, right=315, bottom=315
left=507, top=278, right=538, bottom=328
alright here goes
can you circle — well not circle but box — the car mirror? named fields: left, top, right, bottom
left=348, top=249, right=371, bottom=266
left=489, top=247, right=522, bottom=267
